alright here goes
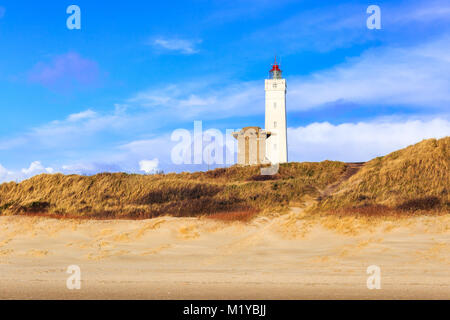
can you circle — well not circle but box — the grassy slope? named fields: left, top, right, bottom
left=1, top=137, right=448, bottom=219
left=0, top=161, right=346, bottom=219
left=316, top=137, right=449, bottom=213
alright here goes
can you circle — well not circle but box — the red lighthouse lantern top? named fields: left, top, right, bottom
left=269, top=56, right=282, bottom=79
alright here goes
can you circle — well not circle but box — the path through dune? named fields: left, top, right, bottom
left=318, top=162, right=365, bottom=200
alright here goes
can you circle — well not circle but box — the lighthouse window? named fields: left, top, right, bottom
left=274, top=121, right=277, bottom=128
left=274, top=144, right=277, bottom=150
left=273, top=83, right=277, bottom=88
left=274, top=102, right=277, bottom=109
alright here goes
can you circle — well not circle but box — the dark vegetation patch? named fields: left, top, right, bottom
left=396, top=196, right=441, bottom=211
left=137, top=184, right=223, bottom=204
left=20, top=201, right=51, bottom=213
left=247, top=174, right=281, bottom=181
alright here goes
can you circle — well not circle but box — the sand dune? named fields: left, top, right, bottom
left=0, top=211, right=449, bottom=299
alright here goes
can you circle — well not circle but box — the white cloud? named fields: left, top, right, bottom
left=288, top=118, right=450, bottom=162
left=0, top=161, right=55, bottom=183
left=21, top=161, right=44, bottom=174
left=139, top=158, right=159, bottom=174
left=0, top=164, right=13, bottom=182
left=0, top=107, right=130, bottom=151
left=120, top=137, right=171, bottom=157
left=45, top=167, right=55, bottom=174
left=152, top=38, right=202, bottom=54
left=56, top=136, right=172, bottom=176
left=287, top=37, right=450, bottom=111
left=21, top=161, right=54, bottom=175
left=67, top=109, right=97, bottom=122
left=128, top=81, right=262, bottom=120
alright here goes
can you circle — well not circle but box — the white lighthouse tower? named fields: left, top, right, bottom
left=265, top=58, right=288, bottom=164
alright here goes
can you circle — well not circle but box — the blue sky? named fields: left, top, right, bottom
left=0, top=0, right=449, bottom=181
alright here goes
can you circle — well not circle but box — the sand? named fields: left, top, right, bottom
left=0, top=210, right=449, bottom=300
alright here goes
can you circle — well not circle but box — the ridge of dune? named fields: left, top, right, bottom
left=316, top=137, right=449, bottom=214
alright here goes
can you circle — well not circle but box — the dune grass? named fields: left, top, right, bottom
left=314, top=137, right=449, bottom=215
left=1, top=137, right=448, bottom=220
left=0, top=161, right=346, bottom=219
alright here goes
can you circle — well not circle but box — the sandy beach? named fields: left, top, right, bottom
left=0, top=210, right=449, bottom=300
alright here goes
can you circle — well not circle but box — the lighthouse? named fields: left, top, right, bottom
left=232, top=58, right=288, bottom=166
left=265, top=58, right=288, bottom=164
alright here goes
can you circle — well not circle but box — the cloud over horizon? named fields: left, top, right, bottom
left=139, top=158, right=160, bottom=173
left=0, top=161, right=54, bottom=183
left=1, top=117, right=448, bottom=183
left=288, top=118, right=450, bottom=162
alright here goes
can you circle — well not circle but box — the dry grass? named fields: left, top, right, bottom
left=0, top=161, right=345, bottom=220
left=314, top=137, right=450, bottom=215
left=1, top=137, right=448, bottom=220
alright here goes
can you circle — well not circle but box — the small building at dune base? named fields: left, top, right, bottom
left=232, top=127, right=271, bottom=166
